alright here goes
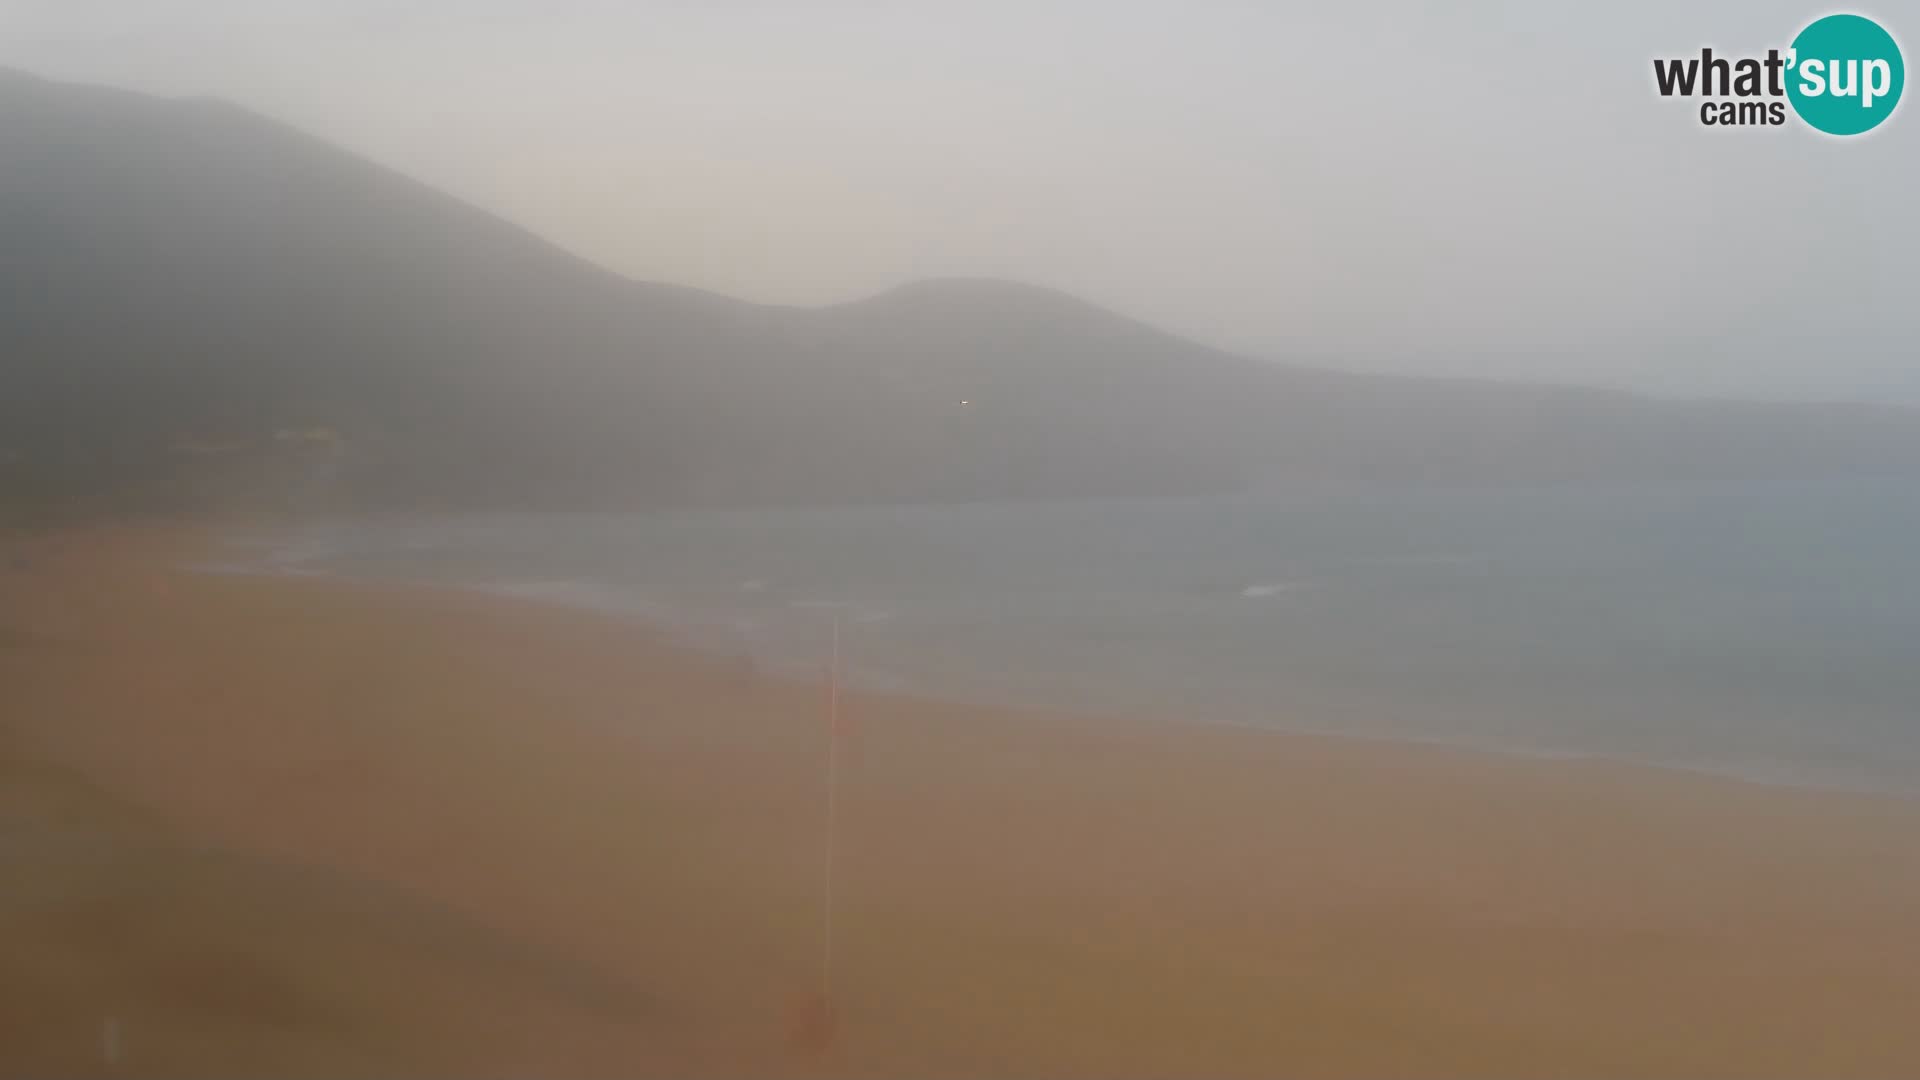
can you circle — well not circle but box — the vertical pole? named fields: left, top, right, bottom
left=821, top=610, right=840, bottom=998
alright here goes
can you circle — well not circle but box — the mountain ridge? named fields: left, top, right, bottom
left=5, top=66, right=1919, bottom=517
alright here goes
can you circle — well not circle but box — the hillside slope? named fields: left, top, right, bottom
left=4, top=67, right=1918, bottom=515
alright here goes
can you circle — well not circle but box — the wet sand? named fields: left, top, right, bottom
left=5, top=525, right=1920, bottom=1077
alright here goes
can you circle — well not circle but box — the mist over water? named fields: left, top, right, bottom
left=242, top=481, right=1920, bottom=793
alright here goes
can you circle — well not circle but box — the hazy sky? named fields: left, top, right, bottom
left=3, top=0, right=1915, bottom=400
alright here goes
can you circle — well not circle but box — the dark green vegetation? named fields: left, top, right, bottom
left=6, top=66, right=1919, bottom=518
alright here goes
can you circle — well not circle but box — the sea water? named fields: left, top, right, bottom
left=231, top=482, right=1920, bottom=793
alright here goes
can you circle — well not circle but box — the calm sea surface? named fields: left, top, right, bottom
left=224, top=483, right=1920, bottom=792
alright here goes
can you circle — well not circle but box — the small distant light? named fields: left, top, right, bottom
left=959, top=400, right=972, bottom=406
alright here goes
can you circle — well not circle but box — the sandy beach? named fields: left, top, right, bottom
left=5, top=524, right=1920, bottom=1078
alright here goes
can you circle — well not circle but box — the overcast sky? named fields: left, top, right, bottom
left=3, top=0, right=1915, bottom=400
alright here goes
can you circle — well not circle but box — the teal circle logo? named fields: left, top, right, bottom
left=1786, top=14, right=1904, bottom=135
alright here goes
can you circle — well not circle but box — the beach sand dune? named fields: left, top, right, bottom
left=5, top=526, right=1920, bottom=1077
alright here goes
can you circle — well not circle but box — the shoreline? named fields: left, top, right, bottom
left=10, top=523, right=1920, bottom=1077
left=191, top=549, right=1920, bottom=803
